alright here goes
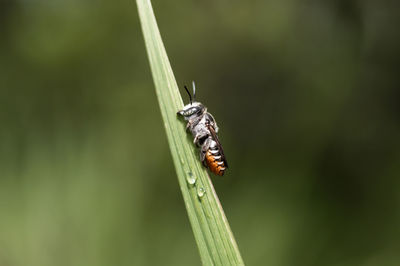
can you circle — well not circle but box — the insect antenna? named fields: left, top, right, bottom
left=184, top=85, right=192, bottom=105
left=192, top=81, right=196, bottom=101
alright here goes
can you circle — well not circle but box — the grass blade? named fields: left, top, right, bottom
left=136, top=0, right=244, bottom=265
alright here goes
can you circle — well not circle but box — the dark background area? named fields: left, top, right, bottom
left=1, top=0, right=399, bottom=265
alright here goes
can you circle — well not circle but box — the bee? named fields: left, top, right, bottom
left=177, top=82, right=228, bottom=176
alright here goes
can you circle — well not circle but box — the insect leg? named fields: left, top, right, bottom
left=200, top=138, right=212, bottom=167
left=200, top=149, right=207, bottom=166
left=192, top=125, right=207, bottom=146
left=193, top=134, right=203, bottom=145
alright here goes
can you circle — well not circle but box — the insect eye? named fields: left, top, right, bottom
left=183, top=107, right=200, bottom=116
left=189, top=108, right=197, bottom=115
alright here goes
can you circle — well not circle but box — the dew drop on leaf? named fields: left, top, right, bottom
left=197, top=187, right=206, bottom=198
left=186, top=171, right=197, bottom=185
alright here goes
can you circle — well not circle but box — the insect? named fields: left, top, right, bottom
left=177, top=82, right=228, bottom=176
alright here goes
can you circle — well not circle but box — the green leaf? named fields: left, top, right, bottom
left=136, top=0, right=245, bottom=265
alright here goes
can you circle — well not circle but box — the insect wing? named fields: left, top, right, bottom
left=207, top=124, right=228, bottom=168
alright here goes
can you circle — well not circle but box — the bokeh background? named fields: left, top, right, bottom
left=1, top=0, right=400, bottom=265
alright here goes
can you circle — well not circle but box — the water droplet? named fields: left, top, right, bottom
left=177, top=150, right=185, bottom=165
left=164, top=123, right=170, bottom=133
left=197, top=187, right=206, bottom=198
left=186, top=172, right=197, bottom=185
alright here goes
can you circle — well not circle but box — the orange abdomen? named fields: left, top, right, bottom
left=205, top=150, right=226, bottom=176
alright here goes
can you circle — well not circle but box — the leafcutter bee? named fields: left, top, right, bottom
left=177, top=82, right=228, bottom=176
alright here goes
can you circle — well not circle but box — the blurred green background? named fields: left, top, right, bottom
left=1, top=0, right=400, bottom=265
